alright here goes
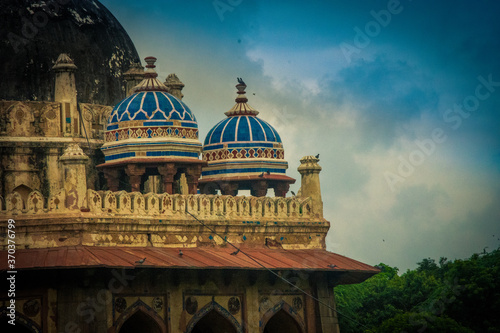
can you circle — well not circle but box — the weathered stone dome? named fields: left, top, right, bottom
left=0, top=0, right=140, bottom=105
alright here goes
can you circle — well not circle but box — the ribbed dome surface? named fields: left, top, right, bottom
left=107, top=91, right=197, bottom=129
left=204, top=115, right=281, bottom=146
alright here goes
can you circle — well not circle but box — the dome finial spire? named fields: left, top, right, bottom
left=143, top=56, right=159, bottom=79
left=131, top=56, right=168, bottom=93
left=224, top=78, right=259, bottom=117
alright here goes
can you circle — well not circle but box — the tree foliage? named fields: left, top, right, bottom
left=334, top=247, right=500, bottom=332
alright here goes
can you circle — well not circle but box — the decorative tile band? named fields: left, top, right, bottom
left=203, top=148, right=284, bottom=161
left=105, top=152, right=136, bottom=161
left=101, top=140, right=202, bottom=151
left=105, top=126, right=198, bottom=142
left=104, top=150, right=199, bottom=162
left=203, top=141, right=281, bottom=151
left=202, top=167, right=287, bottom=176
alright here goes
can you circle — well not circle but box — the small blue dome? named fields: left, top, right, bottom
left=201, top=81, right=288, bottom=181
left=106, top=91, right=197, bottom=130
left=101, top=57, right=202, bottom=165
left=204, top=115, right=281, bottom=146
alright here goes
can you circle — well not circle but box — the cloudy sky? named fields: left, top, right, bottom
left=101, top=0, right=500, bottom=272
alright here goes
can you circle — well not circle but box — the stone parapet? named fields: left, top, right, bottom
left=0, top=189, right=329, bottom=250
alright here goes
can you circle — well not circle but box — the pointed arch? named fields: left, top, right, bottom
left=0, top=308, right=41, bottom=333
left=261, top=301, right=305, bottom=333
left=13, top=184, right=33, bottom=209
left=115, top=300, right=166, bottom=333
left=186, top=301, right=242, bottom=333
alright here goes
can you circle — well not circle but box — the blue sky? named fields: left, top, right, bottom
left=101, top=0, right=500, bottom=271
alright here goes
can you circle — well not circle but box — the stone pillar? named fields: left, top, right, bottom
left=273, top=182, right=290, bottom=198
left=164, top=73, right=185, bottom=100
left=46, top=147, right=61, bottom=196
left=251, top=180, right=268, bottom=197
left=297, top=155, right=323, bottom=217
left=158, top=163, right=177, bottom=194
left=185, top=164, right=202, bottom=194
left=123, top=62, right=145, bottom=96
left=199, top=182, right=217, bottom=195
left=59, top=144, right=89, bottom=209
left=316, top=273, right=340, bottom=333
left=220, top=182, right=238, bottom=196
left=125, top=164, right=146, bottom=192
left=102, top=168, right=120, bottom=191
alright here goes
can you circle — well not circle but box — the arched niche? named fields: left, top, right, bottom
left=115, top=300, right=166, bottom=333
left=261, top=301, right=305, bottom=333
left=186, top=301, right=242, bottom=333
left=13, top=184, right=33, bottom=209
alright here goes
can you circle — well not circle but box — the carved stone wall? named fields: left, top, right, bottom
left=0, top=189, right=327, bottom=250
left=0, top=101, right=112, bottom=198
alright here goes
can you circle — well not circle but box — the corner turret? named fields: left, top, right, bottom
left=123, top=62, right=145, bottom=96
left=52, top=53, right=79, bottom=136
left=298, top=155, right=323, bottom=216
left=164, top=73, right=185, bottom=100
left=59, top=144, right=89, bottom=209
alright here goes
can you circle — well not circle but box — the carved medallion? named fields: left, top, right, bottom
left=292, top=296, right=303, bottom=311
left=153, top=297, right=163, bottom=311
left=259, top=297, right=271, bottom=312
left=23, top=299, right=40, bottom=317
left=84, top=110, right=93, bottom=122
left=228, top=297, right=240, bottom=315
left=185, top=296, right=198, bottom=315
left=115, top=297, right=127, bottom=313
left=45, top=109, right=57, bottom=120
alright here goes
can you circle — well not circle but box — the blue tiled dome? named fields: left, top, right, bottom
left=101, top=57, right=202, bottom=165
left=106, top=91, right=197, bottom=130
left=204, top=115, right=281, bottom=146
left=201, top=81, right=288, bottom=180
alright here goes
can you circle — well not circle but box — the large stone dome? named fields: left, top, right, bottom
left=0, top=0, right=140, bottom=105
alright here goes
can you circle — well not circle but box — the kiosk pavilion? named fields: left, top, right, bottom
left=0, top=2, right=378, bottom=332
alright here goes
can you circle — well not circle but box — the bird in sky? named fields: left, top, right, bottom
left=315, top=154, right=320, bottom=159
left=230, top=248, right=240, bottom=255
left=135, top=258, right=146, bottom=264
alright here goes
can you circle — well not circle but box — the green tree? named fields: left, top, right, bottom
left=334, top=246, right=500, bottom=333
left=375, top=312, right=473, bottom=333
